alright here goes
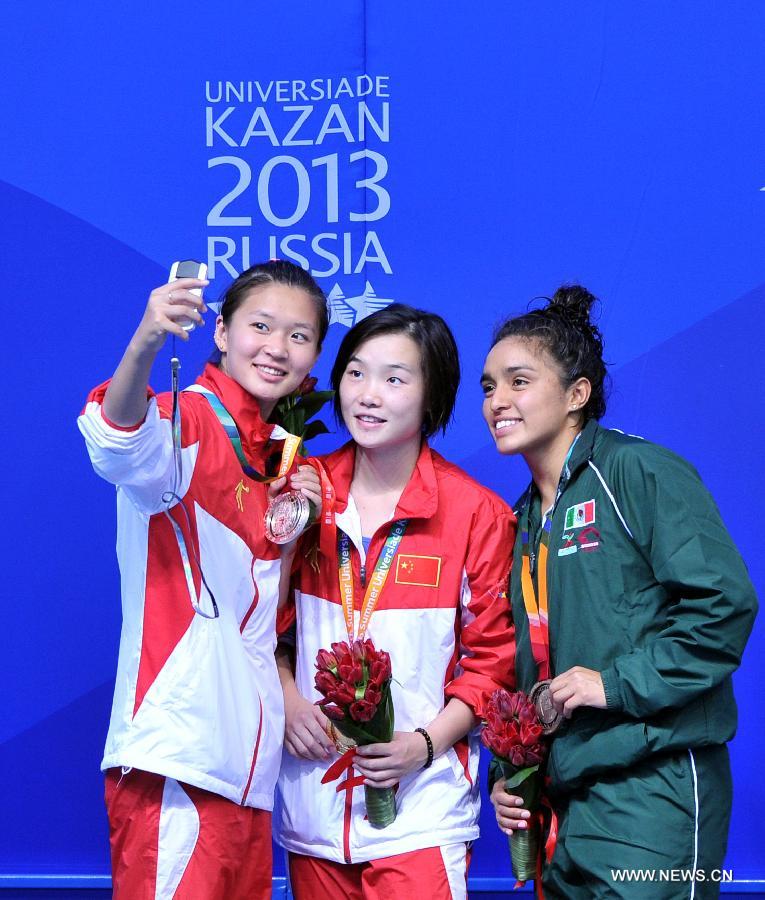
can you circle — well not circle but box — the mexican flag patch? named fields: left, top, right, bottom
left=564, top=500, right=595, bottom=530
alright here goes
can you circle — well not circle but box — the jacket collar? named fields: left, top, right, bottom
left=325, top=439, right=439, bottom=522
left=195, top=363, right=275, bottom=464
left=515, top=418, right=601, bottom=520
left=565, top=417, right=599, bottom=478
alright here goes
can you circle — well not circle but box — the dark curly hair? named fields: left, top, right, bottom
left=491, top=284, right=609, bottom=421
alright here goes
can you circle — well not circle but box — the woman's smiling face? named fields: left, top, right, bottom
left=215, top=283, right=320, bottom=417
left=339, top=332, right=426, bottom=452
left=481, top=336, right=579, bottom=459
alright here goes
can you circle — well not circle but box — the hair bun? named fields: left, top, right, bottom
left=491, top=282, right=609, bottom=421
left=548, top=284, right=598, bottom=331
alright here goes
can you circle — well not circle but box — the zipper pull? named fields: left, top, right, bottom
left=529, top=549, right=536, bottom=576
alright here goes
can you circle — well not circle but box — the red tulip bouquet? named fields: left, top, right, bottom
left=481, top=689, right=547, bottom=883
left=314, top=639, right=396, bottom=827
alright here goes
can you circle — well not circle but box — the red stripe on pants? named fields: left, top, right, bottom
left=105, top=768, right=272, bottom=899
left=289, top=844, right=470, bottom=900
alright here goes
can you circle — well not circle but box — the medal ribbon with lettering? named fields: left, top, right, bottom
left=193, top=386, right=302, bottom=482
left=337, top=519, right=408, bottom=643
left=307, top=457, right=337, bottom=562
left=520, top=518, right=552, bottom=680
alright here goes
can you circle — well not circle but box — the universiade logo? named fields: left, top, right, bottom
left=204, top=74, right=394, bottom=289
left=327, top=281, right=395, bottom=327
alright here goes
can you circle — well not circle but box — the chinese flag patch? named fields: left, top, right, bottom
left=395, top=554, right=441, bottom=587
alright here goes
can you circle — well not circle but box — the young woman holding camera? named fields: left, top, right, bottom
left=79, top=260, right=325, bottom=899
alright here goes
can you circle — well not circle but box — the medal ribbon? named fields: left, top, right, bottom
left=338, top=519, right=408, bottom=643
left=519, top=438, right=579, bottom=682
left=520, top=518, right=552, bottom=681
left=309, top=458, right=336, bottom=561
left=192, top=386, right=301, bottom=482
left=321, top=748, right=364, bottom=864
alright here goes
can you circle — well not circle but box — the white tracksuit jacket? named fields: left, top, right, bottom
left=274, top=440, right=517, bottom=862
left=78, top=363, right=284, bottom=810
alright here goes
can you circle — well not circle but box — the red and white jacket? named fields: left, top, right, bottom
left=78, top=364, right=284, bottom=810
left=274, top=441, right=516, bottom=862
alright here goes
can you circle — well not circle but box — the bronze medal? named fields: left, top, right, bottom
left=530, top=678, right=562, bottom=735
left=264, top=490, right=315, bottom=544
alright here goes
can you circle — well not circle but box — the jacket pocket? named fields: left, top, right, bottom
left=547, top=712, right=650, bottom=795
left=643, top=681, right=737, bottom=756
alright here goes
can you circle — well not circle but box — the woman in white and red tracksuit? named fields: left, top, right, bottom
left=78, top=260, right=327, bottom=900
left=274, top=304, right=516, bottom=900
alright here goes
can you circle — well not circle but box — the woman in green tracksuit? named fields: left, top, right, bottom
left=480, top=285, right=757, bottom=899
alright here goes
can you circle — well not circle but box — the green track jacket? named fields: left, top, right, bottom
left=509, top=420, right=757, bottom=797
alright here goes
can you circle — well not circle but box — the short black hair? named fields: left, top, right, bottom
left=330, top=303, right=460, bottom=438
left=491, top=284, right=609, bottom=421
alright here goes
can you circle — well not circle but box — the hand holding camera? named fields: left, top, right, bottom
left=131, top=260, right=209, bottom=355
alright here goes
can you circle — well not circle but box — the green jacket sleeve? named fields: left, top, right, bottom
left=599, top=443, right=757, bottom=718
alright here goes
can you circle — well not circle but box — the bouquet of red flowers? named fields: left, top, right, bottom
left=314, top=638, right=396, bottom=827
left=481, top=689, right=547, bottom=884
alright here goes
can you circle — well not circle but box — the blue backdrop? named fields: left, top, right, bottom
left=1, top=1, right=762, bottom=892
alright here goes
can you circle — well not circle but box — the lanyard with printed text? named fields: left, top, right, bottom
left=162, top=387, right=300, bottom=620
left=192, top=386, right=302, bottom=482
left=310, top=457, right=337, bottom=562
left=519, top=435, right=581, bottom=678
left=337, top=519, right=408, bottom=643
left=520, top=517, right=552, bottom=681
